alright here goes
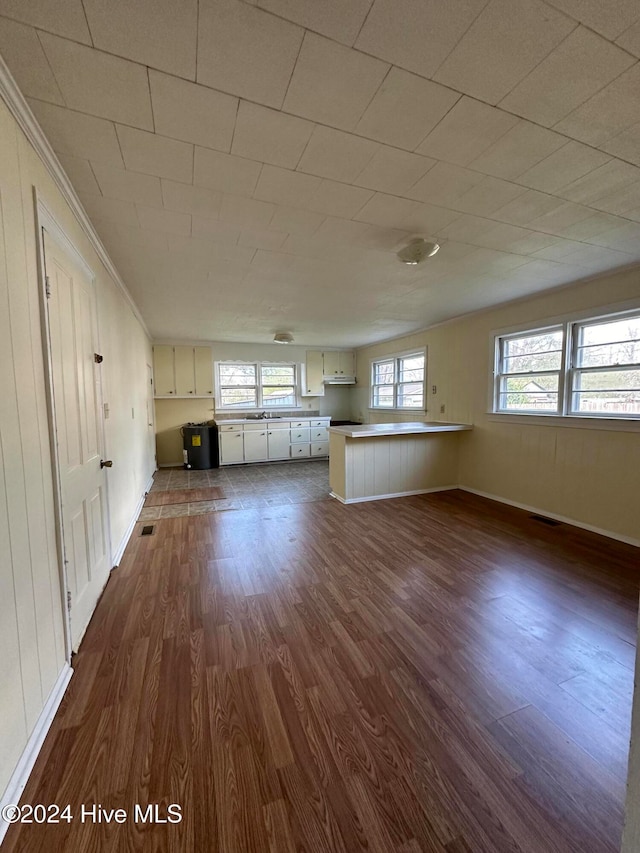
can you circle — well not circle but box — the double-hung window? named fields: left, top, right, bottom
left=371, top=350, right=426, bottom=410
left=494, top=308, right=640, bottom=419
left=216, top=362, right=298, bottom=410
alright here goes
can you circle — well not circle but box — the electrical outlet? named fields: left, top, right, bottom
left=440, top=404, right=445, bottom=414
left=432, top=385, right=437, bottom=395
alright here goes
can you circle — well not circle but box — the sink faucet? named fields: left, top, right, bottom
left=260, top=411, right=267, bottom=419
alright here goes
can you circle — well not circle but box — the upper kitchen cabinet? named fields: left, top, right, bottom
left=301, top=350, right=325, bottom=397
left=323, top=351, right=355, bottom=378
left=153, top=345, right=213, bottom=398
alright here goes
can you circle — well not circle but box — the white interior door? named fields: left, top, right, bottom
left=43, top=229, right=111, bottom=650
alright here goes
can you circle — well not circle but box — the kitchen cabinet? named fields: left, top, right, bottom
left=267, top=427, right=291, bottom=460
left=311, top=442, right=329, bottom=456
left=323, top=350, right=355, bottom=376
left=244, top=429, right=268, bottom=462
left=153, top=345, right=213, bottom=397
left=220, top=429, right=244, bottom=464
left=218, top=417, right=330, bottom=465
left=290, top=427, right=310, bottom=444
left=301, top=350, right=324, bottom=396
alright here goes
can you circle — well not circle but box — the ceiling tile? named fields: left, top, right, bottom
left=353, top=192, right=423, bottom=228
left=616, top=20, right=640, bottom=56
left=283, top=32, right=390, bottom=131
left=197, top=0, right=303, bottom=108
left=437, top=213, right=495, bottom=244
left=416, top=97, right=518, bottom=166
left=82, top=0, right=197, bottom=79
left=28, top=100, right=124, bottom=165
left=517, top=141, right=611, bottom=193
left=0, top=19, right=64, bottom=104
left=92, top=161, right=163, bottom=207
left=560, top=159, right=640, bottom=204
left=546, top=0, right=640, bottom=40
left=191, top=216, right=240, bottom=244
left=357, top=68, right=461, bottom=152
left=161, top=180, right=223, bottom=218
left=557, top=211, right=628, bottom=241
left=599, top=121, right=640, bottom=165
left=353, top=147, right=435, bottom=194
left=454, top=176, right=527, bottom=216
left=267, top=205, right=325, bottom=236
left=39, top=33, right=153, bottom=129
left=313, top=216, right=374, bottom=245
left=499, top=27, right=635, bottom=126
left=400, top=202, right=461, bottom=235
left=406, top=161, right=485, bottom=206
left=554, top=64, right=640, bottom=146
left=149, top=71, right=237, bottom=152
left=254, top=164, right=321, bottom=208
left=231, top=101, right=314, bottom=169
left=116, top=126, right=194, bottom=182
left=492, top=189, right=565, bottom=225
left=434, top=0, right=576, bottom=104
left=586, top=181, right=640, bottom=216
left=297, top=126, right=379, bottom=183
left=238, top=228, right=289, bottom=251
left=57, top=154, right=101, bottom=196
left=0, top=0, right=91, bottom=42
left=305, top=180, right=373, bottom=218
left=470, top=121, right=567, bottom=179
left=256, top=0, right=373, bottom=45
left=193, top=148, right=261, bottom=197
left=79, top=193, right=140, bottom=229
left=136, top=204, right=191, bottom=236
left=528, top=200, right=594, bottom=235
left=219, top=193, right=276, bottom=228
left=355, top=0, right=489, bottom=79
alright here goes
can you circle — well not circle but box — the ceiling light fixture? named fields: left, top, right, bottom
left=396, top=237, right=440, bottom=265
left=273, top=332, right=294, bottom=344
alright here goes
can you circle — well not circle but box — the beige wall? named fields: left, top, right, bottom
left=0, top=93, right=154, bottom=801
left=353, top=269, right=640, bottom=543
left=154, top=340, right=352, bottom=465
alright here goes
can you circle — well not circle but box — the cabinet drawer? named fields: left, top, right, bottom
left=219, top=423, right=243, bottom=432
left=291, top=443, right=310, bottom=458
left=267, top=421, right=290, bottom=430
left=244, top=422, right=269, bottom=431
left=290, top=420, right=309, bottom=428
left=310, top=419, right=329, bottom=427
left=310, top=442, right=329, bottom=457
left=310, top=427, right=328, bottom=441
left=290, top=428, right=310, bottom=443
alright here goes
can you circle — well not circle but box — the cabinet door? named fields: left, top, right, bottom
left=267, top=428, right=290, bottom=460
left=194, top=347, right=213, bottom=396
left=310, top=441, right=329, bottom=457
left=339, top=351, right=355, bottom=376
left=303, top=350, right=324, bottom=396
left=322, top=351, right=340, bottom=375
left=243, top=430, right=268, bottom=462
left=153, top=345, right=175, bottom=396
left=175, top=346, right=195, bottom=396
left=220, top=431, right=244, bottom=464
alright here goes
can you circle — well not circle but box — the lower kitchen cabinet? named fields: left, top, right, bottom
left=291, top=443, right=311, bottom=458
left=218, top=417, right=331, bottom=465
left=220, top=430, right=244, bottom=464
left=311, top=441, right=329, bottom=456
left=244, top=429, right=268, bottom=462
left=267, top=427, right=291, bottom=460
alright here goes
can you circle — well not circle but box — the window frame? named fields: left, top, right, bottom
left=370, top=348, right=427, bottom=412
left=492, top=307, right=640, bottom=422
left=215, top=360, right=300, bottom=411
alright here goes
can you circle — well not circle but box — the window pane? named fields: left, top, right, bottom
left=373, top=387, right=394, bottom=407
left=580, top=318, right=640, bottom=347
left=576, top=337, right=640, bottom=367
left=220, top=387, right=257, bottom=408
left=499, top=375, right=559, bottom=411
left=263, top=386, right=296, bottom=407
left=373, top=360, right=394, bottom=384
left=261, top=364, right=295, bottom=385
left=572, top=369, right=640, bottom=415
left=219, top=364, right=256, bottom=385
left=398, top=355, right=425, bottom=383
left=398, top=382, right=423, bottom=408
left=503, top=330, right=563, bottom=373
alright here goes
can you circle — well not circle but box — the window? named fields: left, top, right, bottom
left=494, top=309, right=640, bottom=419
left=216, top=361, right=298, bottom=409
left=371, top=351, right=425, bottom=410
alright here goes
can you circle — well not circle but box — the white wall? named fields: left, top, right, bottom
left=0, top=87, right=154, bottom=805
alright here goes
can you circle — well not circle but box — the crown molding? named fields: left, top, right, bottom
left=0, top=54, right=150, bottom=338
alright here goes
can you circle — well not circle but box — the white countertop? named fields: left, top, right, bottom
left=328, top=421, right=473, bottom=438
left=218, top=416, right=330, bottom=425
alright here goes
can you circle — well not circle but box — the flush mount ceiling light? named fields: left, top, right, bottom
left=273, top=332, right=294, bottom=344
left=396, top=237, right=440, bottom=265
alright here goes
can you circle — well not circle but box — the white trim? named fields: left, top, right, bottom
left=330, top=485, right=458, bottom=504
left=459, top=486, right=640, bottom=548
left=0, top=663, right=73, bottom=845
left=158, top=461, right=183, bottom=468
left=111, top=472, right=155, bottom=566
left=0, top=54, right=149, bottom=338
left=486, top=413, right=640, bottom=432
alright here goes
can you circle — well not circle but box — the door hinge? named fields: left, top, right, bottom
left=94, top=353, right=104, bottom=364
left=66, top=589, right=72, bottom=612
left=45, top=276, right=51, bottom=298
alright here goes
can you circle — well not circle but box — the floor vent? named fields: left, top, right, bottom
left=530, top=514, right=561, bottom=527
left=141, top=524, right=155, bottom=536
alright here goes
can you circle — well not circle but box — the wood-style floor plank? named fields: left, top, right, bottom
left=4, top=490, right=637, bottom=853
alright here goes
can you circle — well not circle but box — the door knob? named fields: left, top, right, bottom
left=100, top=459, right=113, bottom=468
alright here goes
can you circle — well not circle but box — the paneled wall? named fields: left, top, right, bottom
left=0, top=93, right=155, bottom=801
left=352, top=268, right=640, bottom=544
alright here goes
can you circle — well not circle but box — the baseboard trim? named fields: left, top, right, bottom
left=111, top=472, right=155, bottom=566
left=331, top=485, right=458, bottom=505
left=158, top=462, right=183, bottom=468
left=459, top=486, right=640, bottom=548
left=0, top=663, right=73, bottom=845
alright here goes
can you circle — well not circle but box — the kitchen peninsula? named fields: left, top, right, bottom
left=328, top=422, right=473, bottom=504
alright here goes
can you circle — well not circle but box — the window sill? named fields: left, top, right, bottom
left=368, top=408, right=427, bottom=415
left=487, top=412, right=640, bottom=432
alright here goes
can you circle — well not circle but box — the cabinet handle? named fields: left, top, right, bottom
left=189, top=390, right=193, bottom=393
left=169, top=390, right=173, bottom=394
left=236, top=435, right=241, bottom=438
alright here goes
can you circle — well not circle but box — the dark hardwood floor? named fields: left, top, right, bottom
left=4, top=490, right=638, bottom=852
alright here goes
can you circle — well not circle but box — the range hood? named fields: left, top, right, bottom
left=323, top=374, right=356, bottom=385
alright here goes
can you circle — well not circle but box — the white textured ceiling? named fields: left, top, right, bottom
left=2, top=0, right=640, bottom=346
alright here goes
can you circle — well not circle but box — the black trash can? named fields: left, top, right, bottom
left=182, top=423, right=212, bottom=470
